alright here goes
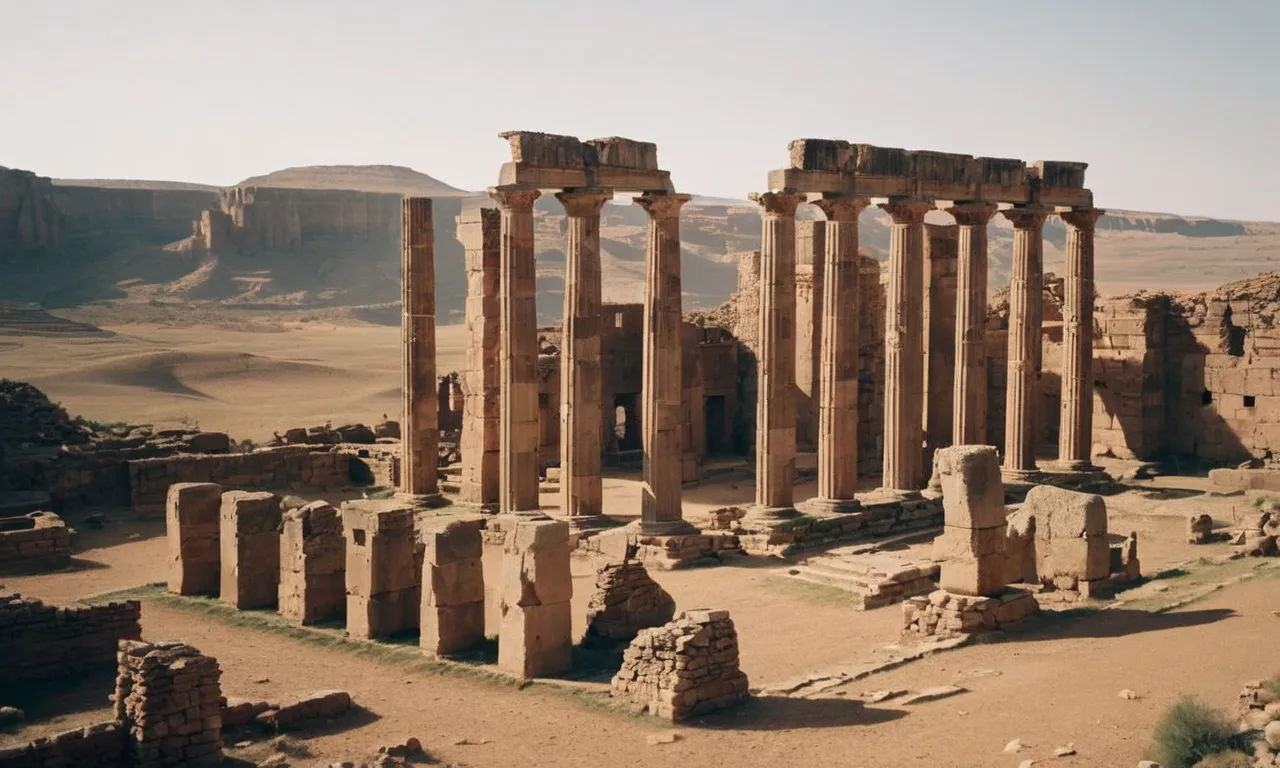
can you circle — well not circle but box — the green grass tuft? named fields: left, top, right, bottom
left=1148, top=696, right=1247, bottom=768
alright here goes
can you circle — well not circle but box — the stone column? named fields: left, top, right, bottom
left=1057, top=208, right=1105, bottom=470
left=1001, top=205, right=1051, bottom=476
left=489, top=187, right=542, bottom=513
left=634, top=192, right=695, bottom=534
left=794, top=220, right=826, bottom=451
left=458, top=207, right=502, bottom=509
left=947, top=203, right=998, bottom=446
left=923, top=224, right=958, bottom=470
left=401, top=197, right=439, bottom=498
left=750, top=192, right=805, bottom=518
left=809, top=196, right=866, bottom=513
left=879, top=199, right=932, bottom=494
left=556, top=189, right=612, bottom=526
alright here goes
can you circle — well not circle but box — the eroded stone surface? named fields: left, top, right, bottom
left=585, top=560, right=676, bottom=641
left=497, top=519, right=573, bottom=677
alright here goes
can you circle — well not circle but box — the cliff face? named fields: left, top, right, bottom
left=0, top=167, right=62, bottom=249
left=51, top=184, right=215, bottom=243
left=186, top=186, right=409, bottom=251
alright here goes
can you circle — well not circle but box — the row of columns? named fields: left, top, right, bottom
left=483, top=186, right=693, bottom=534
left=751, top=193, right=1103, bottom=516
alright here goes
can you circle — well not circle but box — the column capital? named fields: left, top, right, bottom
left=945, top=201, right=999, bottom=227
left=634, top=191, right=691, bottom=218
left=811, top=195, right=869, bottom=222
left=1001, top=204, right=1052, bottom=230
left=879, top=198, right=933, bottom=224
left=749, top=191, right=806, bottom=218
left=1058, top=207, right=1105, bottom=231
left=488, top=187, right=541, bottom=211
left=555, top=189, right=612, bottom=217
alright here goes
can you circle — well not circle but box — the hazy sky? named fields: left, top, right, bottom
left=2, top=0, right=1277, bottom=220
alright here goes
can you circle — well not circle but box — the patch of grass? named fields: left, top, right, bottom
left=85, top=585, right=653, bottom=724
left=1116, top=558, right=1279, bottom=613
left=1148, top=696, right=1247, bottom=768
left=760, top=575, right=860, bottom=607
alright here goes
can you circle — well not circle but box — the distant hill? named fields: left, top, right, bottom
left=235, top=165, right=473, bottom=197
left=51, top=178, right=218, bottom=192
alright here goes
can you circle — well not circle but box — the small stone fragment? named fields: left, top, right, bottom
left=862, top=689, right=908, bottom=704
left=1266, top=720, right=1280, bottom=749
left=1003, top=738, right=1024, bottom=754
left=899, top=685, right=967, bottom=705
left=1053, top=743, right=1077, bottom=757
left=1119, top=689, right=1138, bottom=700
left=646, top=732, right=682, bottom=746
left=1136, top=762, right=1161, bottom=768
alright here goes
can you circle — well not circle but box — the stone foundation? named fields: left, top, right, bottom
left=218, top=491, right=283, bottom=610
left=735, top=495, right=944, bottom=559
left=114, top=640, right=223, bottom=767
left=342, top=500, right=420, bottom=640
left=585, top=560, right=676, bottom=641
left=165, top=482, right=222, bottom=596
left=419, top=520, right=485, bottom=655
left=0, top=721, right=125, bottom=767
left=128, top=447, right=351, bottom=517
left=610, top=609, right=749, bottom=721
left=0, top=510, right=70, bottom=574
left=903, top=589, right=1040, bottom=640
left=498, top=519, right=573, bottom=678
left=0, top=593, right=141, bottom=683
left=278, top=501, right=346, bottom=625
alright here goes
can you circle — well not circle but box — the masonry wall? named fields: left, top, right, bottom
left=0, top=511, right=71, bottom=572
left=0, top=721, right=125, bottom=767
left=127, top=448, right=351, bottom=517
left=0, top=594, right=141, bottom=683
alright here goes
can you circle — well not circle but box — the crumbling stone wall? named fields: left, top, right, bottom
left=903, top=590, right=1039, bottom=640
left=114, top=640, right=223, bottom=767
left=419, top=520, right=484, bottom=655
left=278, top=501, right=346, bottom=625
left=585, top=560, right=676, bottom=641
left=166, top=482, right=222, bottom=596
left=342, top=500, right=420, bottom=639
left=128, top=448, right=351, bottom=517
left=219, top=491, right=283, bottom=610
left=610, top=609, right=749, bottom=721
left=0, top=721, right=125, bottom=767
left=0, top=510, right=70, bottom=573
left=0, top=593, right=141, bottom=683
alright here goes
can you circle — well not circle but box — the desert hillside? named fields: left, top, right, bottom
left=3, top=163, right=1278, bottom=324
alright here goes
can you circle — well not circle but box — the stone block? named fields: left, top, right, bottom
left=218, top=491, right=282, bottom=609
left=932, top=525, right=1006, bottom=560
left=938, top=553, right=1007, bottom=597
left=421, top=602, right=485, bottom=656
left=1035, top=160, right=1087, bottom=188
left=498, top=601, right=573, bottom=678
left=1037, top=536, right=1111, bottom=583
left=166, top=482, right=225, bottom=596
left=911, top=150, right=975, bottom=183
left=977, top=157, right=1027, bottom=186
left=585, top=137, right=658, bottom=170
left=933, top=445, right=1006, bottom=529
left=1020, top=485, right=1108, bottom=540
left=787, top=139, right=853, bottom=172
left=500, top=130, right=585, bottom=168
left=852, top=144, right=911, bottom=177
left=347, top=588, right=419, bottom=640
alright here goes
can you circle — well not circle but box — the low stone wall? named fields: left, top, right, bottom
left=1208, top=467, right=1280, bottom=492
left=128, top=447, right=351, bottom=517
left=0, top=594, right=141, bottom=682
left=0, top=721, right=125, bottom=767
left=738, top=496, right=944, bottom=558
left=903, top=588, right=1040, bottom=640
left=0, top=510, right=70, bottom=573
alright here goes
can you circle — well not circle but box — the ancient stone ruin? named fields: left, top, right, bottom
left=342, top=499, right=421, bottom=640
left=584, top=560, right=676, bottom=641
left=419, top=520, right=485, bottom=655
left=498, top=518, right=574, bottom=678
left=0, top=510, right=70, bottom=574
left=278, top=500, right=346, bottom=625
left=219, top=490, right=283, bottom=610
left=0, top=593, right=141, bottom=684
left=166, top=482, right=222, bottom=596
left=610, top=609, right=750, bottom=721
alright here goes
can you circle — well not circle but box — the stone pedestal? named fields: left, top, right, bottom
left=880, top=199, right=932, bottom=494
left=459, top=207, right=502, bottom=510
left=342, top=500, right=420, bottom=639
left=218, top=491, right=282, bottom=609
left=1001, top=205, right=1050, bottom=477
left=635, top=193, right=696, bottom=535
left=556, top=190, right=612, bottom=527
left=115, top=641, right=224, bottom=767
left=498, top=519, right=573, bottom=678
left=810, top=196, right=865, bottom=514
left=490, top=187, right=543, bottom=514
left=1057, top=208, right=1104, bottom=471
left=401, top=197, right=440, bottom=499
left=931, top=445, right=1008, bottom=597
left=278, top=501, right=346, bottom=625
left=420, top=520, right=485, bottom=655
left=750, top=192, right=805, bottom=519
left=947, top=203, right=998, bottom=446
left=166, top=482, right=223, bottom=596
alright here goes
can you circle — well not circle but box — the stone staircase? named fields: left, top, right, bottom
left=786, top=547, right=940, bottom=610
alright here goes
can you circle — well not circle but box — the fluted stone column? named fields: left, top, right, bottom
left=635, top=192, right=696, bottom=534
left=1057, top=208, right=1105, bottom=471
left=556, top=189, right=612, bottom=525
left=750, top=192, right=805, bottom=519
left=948, top=202, right=998, bottom=446
left=458, top=207, right=501, bottom=509
left=879, top=199, right=932, bottom=494
left=1001, top=205, right=1051, bottom=477
left=489, top=187, right=542, bottom=514
left=401, top=197, right=439, bottom=499
left=809, top=196, right=867, bottom=513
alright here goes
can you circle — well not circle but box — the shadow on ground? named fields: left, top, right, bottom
left=692, top=695, right=906, bottom=731
left=1009, top=607, right=1235, bottom=642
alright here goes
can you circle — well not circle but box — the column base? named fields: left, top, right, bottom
left=800, top=497, right=862, bottom=516
left=1000, top=467, right=1041, bottom=484
left=627, top=518, right=701, bottom=536
left=555, top=514, right=626, bottom=533
left=745, top=504, right=800, bottom=522
left=867, top=487, right=923, bottom=504
left=1049, top=459, right=1102, bottom=473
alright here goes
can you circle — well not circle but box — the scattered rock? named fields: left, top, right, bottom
left=1054, top=743, right=1077, bottom=757
left=380, top=737, right=424, bottom=758
left=1003, top=738, right=1024, bottom=754
left=861, top=689, right=908, bottom=704
left=646, top=732, right=682, bottom=746
left=1119, top=689, right=1138, bottom=700
left=253, top=676, right=271, bottom=684
left=1266, top=720, right=1280, bottom=750
left=0, top=706, right=24, bottom=726
left=899, top=686, right=967, bottom=705
left=452, top=738, right=490, bottom=746
left=1018, top=761, right=1037, bottom=768
left=1137, top=761, right=1162, bottom=768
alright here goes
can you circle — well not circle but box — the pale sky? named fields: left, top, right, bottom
left=2, top=0, right=1277, bottom=221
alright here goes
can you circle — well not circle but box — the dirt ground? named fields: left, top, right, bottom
left=3, top=469, right=1278, bottom=768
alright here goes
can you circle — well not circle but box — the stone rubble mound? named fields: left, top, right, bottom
left=585, top=560, right=676, bottom=641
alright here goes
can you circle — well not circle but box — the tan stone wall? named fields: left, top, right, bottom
left=0, top=511, right=70, bottom=573
left=0, top=721, right=125, bottom=767
left=0, top=594, right=141, bottom=683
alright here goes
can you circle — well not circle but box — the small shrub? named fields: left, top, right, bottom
left=1192, top=751, right=1252, bottom=768
left=1149, top=696, right=1245, bottom=768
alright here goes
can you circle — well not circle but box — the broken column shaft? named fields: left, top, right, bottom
left=401, top=197, right=439, bottom=498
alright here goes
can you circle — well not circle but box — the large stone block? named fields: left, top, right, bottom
left=497, top=519, right=573, bottom=677
left=420, top=520, right=485, bottom=654
left=500, top=130, right=586, bottom=168
left=166, top=482, right=223, bottom=596
left=932, top=524, right=1005, bottom=560
left=341, top=500, right=420, bottom=639
left=585, top=137, right=658, bottom=170
left=787, top=139, right=853, bottom=172
left=938, top=554, right=1008, bottom=597
left=1037, top=536, right=1111, bottom=584
left=933, top=445, right=1006, bottom=529
left=278, top=501, right=345, bottom=625
left=911, top=150, right=975, bottom=183
left=852, top=144, right=911, bottom=177
left=498, top=600, right=573, bottom=678
left=219, top=491, right=282, bottom=609
left=1020, top=485, right=1108, bottom=540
